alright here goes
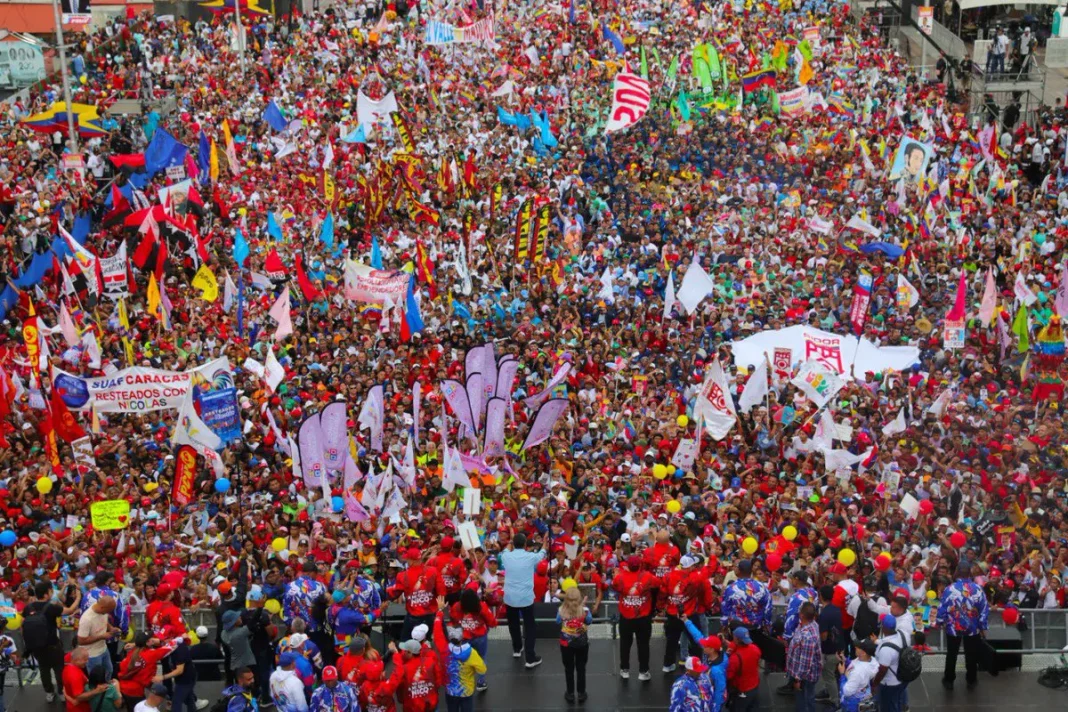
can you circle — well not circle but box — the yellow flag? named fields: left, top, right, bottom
left=117, top=298, right=130, bottom=330
left=209, top=138, right=219, bottom=183
left=192, top=264, right=219, bottom=302
left=90, top=402, right=101, bottom=434
left=798, top=57, right=814, bottom=86
left=147, top=273, right=162, bottom=322
left=222, top=120, right=241, bottom=176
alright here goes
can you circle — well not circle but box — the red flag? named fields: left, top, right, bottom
left=264, top=248, right=286, bottom=280
left=50, top=387, right=87, bottom=442
left=37, top=410, right=63, bottom=476
left=295, top=253, right=324, bottom=301
left=172, top=445, right=199, bottom=507
left=946, top=270, right=967, bottom=321
left=462, top=152, right=477, bottom=191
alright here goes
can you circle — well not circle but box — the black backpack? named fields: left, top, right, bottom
left=210, top=689, right=250, bottom=712
left=883, top=631, right=923, bottom=684
left=851, top=598, right=879, bottom=641
left=21, top=602, right=53, bottom=651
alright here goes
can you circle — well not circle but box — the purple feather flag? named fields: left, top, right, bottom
left=483, top=397, right=508, bottom=458
left=521, top=398, right=568, bottom=451
left=467, top=372, right=484, bottom=434
left=318, top=401, right=349, bottom=471
left=441, top=379, right=476, bottom=435
left=298, top=414, right=326, bottom=487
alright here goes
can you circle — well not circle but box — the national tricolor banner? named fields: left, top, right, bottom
left=741, top=69, right=777, bottom=93
left=849, top=269, right=873, bottom=336
left=605, top=68, right=651, bottom=134
left=514, top=198, right=534, bottom=263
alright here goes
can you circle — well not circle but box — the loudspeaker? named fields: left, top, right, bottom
left=982, top=628, right=1022, bottom=672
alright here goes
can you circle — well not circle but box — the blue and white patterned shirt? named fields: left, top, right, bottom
left=81, top=585, right=130, bottom=634
left=783, top=586, right=819, bottom=640
left=937, top=578, right=989, bottom=636
left=721, top=577, right=774, bottom=629
left=283, top=575, right=328, bottom=632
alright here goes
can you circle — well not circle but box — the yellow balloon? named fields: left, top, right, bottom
left=652, top=464, right=668, bottom=479
left=125, top=627, right=135, bottom=642
left=666, top=500, right=681, bottom=514
left=6, top=613, right=22, bottom=630
left=667, top=465, right=677, bottom=476
left=676, top=415, right=689, bottom=427
left=265, top=599, right=282, bottom=615
left=782, top=525, right=798, bottom=541
left=36, top=477, right=53, bottom=494
left=271, top=537, right=287, bottom=552
left=926, top=590, right=937, bottom=601
left=742, top=537, right=759, bottom=555
left=560, top=577, right=577, bottom=591
left=837, top=549, right=857, bottom=567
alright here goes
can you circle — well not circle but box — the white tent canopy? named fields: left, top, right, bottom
left=729, top=325, right=920, bottom=380
left=958, top=0, right=1059, bottom=9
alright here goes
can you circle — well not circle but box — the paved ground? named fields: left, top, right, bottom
left=5, top=638, right=1065, bottom=711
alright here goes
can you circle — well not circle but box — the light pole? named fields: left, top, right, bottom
left=49, top=0, right=79, bottom=153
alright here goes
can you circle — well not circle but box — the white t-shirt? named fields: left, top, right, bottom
left=77, top=607, right=111, bottom=657
left=133, top=702, right=162, bottom=712
left=894, top=611, right=915, bottom=641
left=842, top=658, right=879, bottom=700
left=875, top=632, right=908, bottom=686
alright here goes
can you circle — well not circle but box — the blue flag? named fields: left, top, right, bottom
left=371, top=235, right=383, bottom=269
left=198, top=131, right=211, bottom=184
left=569, top=0, right=576, bottom=24
left=267, top=212, right=284, bottom=242
left=403, top=275, right=424, bottom=335
left=530, top=110, right=558, bottom=148
left=603, top=26, right=625, bottom=55
left=72, top=212, right=91, bottom=244
left=144, top=128, right=188, bottom=177
left=497, top=106, right=533, bottom=131
left=263, top=101, right=288, bottom=132
left=454, top=301, right=472, bottom=321
left=320, top=213, right=335, bottom=249
left=233, top=228, right=250, bottom=267
left=341, top=125, right=366, bottom=144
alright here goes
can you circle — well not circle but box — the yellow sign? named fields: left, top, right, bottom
left=90, top=499, right=131, bottom=531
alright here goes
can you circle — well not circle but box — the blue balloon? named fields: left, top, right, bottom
left=332, top=496, right=344, bottom=513
left=215, top=478, right=231, bottom=494
left=0, top=531, right=15, bottom=547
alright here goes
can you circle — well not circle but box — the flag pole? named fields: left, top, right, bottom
left=50, top=0, right=79, bottom=153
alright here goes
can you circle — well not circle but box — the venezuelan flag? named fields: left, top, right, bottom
left=22, top=102, right=108, bottom=138
left=740, top=69, right=776, bottom=93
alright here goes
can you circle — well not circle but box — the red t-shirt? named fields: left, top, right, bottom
left=63, top=664, right=90, bottom=712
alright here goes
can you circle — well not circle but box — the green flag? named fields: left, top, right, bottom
left=640, top=46, right=648, bottom=79
left=1012, top=305, right=1030, bottom=352
left=667, top=55, right=679, bottom=86
left=771, top=90, right=781, bottom=115
left=798, top=39, right=813, bottom=62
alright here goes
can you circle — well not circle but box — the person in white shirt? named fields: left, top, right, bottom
left=873, top=616, right=908, bottom=712
left=890, top=595, right=915, bottom=641
left=133, top=683, right=170, bottom=712
left=838, top=640, right=880, bottom=712
left=269, top=653, right=309, bottom=712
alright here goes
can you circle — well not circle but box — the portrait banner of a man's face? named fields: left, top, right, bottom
left=61, top=0, right=92, bottom=16
left=888, top=135, right=933, bottom=183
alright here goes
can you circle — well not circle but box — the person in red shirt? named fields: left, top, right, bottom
left=660, top=555, right=710, bottom=671
left=428, top=537, right=466, bottom=604
left=533, top=560, right=550, bottom=601
left=357, top=658, right=404, bottom=712
left=337, top=636, right=380, bottom=687
left=643, top=530, right=681, bottom=578
left=612, top=555, right=658, bottom=680
left=448, top=586, right=497, bottom=692
left=116, top=632, right=176, bottom=707
left=386, top=548, right=446, bottom=642
left=145, top=584, right=186, bottom=642
left=63, top=648, right=110, bottom=712
left=389, top=632, right=444, bottom=712
left=726, top=626, right=763, bottom=704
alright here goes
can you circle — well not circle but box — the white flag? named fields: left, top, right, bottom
left=59, top=302, right=79, bottom=348
left=223, top=273, right=237, bottom=313
left=978, top=268, right=997, bottom=325
left=265, top=348, right=286, bottom=392
left=738, top=363, right=769, bottom=414
left=172, top=395, right=223, bottom=451
left=693, top=359, right=737, bottom=440
left=442, top=446, right=471, bottom=493
left=926, top=387, right=954, bottom=417
left=791, top=360, right=845, bottom=408
left=663, top=270, right=676, bottom=322
left=821, top=446, right=873, bottom=474
left=398, top=435, right=417, bottom=488
left=1013, top=273, right=1037, bottom=306
left=269, top=288, right=293, bottom=341
left=845, top=214, right=882, bottom=238
left=882, top=409, right=907, bottom=436
left=677, top=259, right=715, bottom=314
left=597, top=268, right=614, bottom=302
left=813, top=410, right=837, bottom=450
left=896, top=273, right=919, bottom=310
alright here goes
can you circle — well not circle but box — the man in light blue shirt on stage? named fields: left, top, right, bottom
left=500, top=532, right=547, bottom=668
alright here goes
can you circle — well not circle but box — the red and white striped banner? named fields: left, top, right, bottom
left=605, top=68, right=651, bottom=134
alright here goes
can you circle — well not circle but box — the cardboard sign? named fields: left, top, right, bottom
left=71, top=436, right=96, bottom=470
left=457, top=520, right=481, bottom=550
left=90, top=499, right=131, bottom=531
left=672, top=438, right=698, bottom=471
left=463, top=487, right=482, bottom=516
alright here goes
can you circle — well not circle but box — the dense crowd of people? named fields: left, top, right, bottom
left=1, top=0, right=1068, bottom=711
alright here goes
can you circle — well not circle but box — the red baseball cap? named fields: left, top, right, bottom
left=441, top=536, right=455, bottom=549
left=322, top=666, right=338, bottom=681
left=699, top=635, right=723, bottom=651
left=830, top=562, right=848, bottom=575
left=684, top=656, right=709, bottom=673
